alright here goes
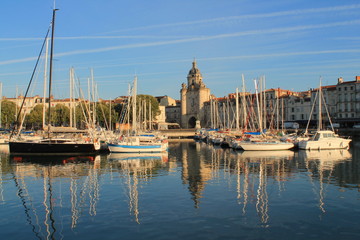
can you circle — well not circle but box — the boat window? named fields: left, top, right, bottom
left=314, top=133, right=320, bottom=140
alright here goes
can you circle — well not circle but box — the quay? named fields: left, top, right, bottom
left=159, top=129, right=196, bottom=139
left=158, top=128, right=360, bottom=140
left=338, top=128, right=360, bottom=140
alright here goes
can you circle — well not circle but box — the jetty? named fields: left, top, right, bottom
left=159, top=129, right=196, bottom=139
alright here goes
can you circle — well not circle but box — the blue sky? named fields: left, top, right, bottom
left=1, top=0, right=360, bottom=100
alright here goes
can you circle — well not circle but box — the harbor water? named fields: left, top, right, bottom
left=0, top=140, right=359, bottom=240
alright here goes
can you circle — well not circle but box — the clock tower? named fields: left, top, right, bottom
left=180, top=60, right=210, bottom=128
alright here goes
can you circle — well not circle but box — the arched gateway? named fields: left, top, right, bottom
left=180, top=60, right=211, bottom=128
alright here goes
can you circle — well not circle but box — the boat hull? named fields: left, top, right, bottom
left=239, top=142, right=295, bottom=151
left=107, top=142, right=168, bottom=153
left=298, top=139, right=351, bottom=150
left=9, top=141, right=99, bottom=155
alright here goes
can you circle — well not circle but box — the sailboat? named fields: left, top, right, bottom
left=106, top=76, right=168, bottom=153
left=8, top=9, right=101, bottom=155
left=298, top=79, right=351, bottom=150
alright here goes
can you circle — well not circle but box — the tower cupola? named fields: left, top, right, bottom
left=187, top=60, right=205, bottom=89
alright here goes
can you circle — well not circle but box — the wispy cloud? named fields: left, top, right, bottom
left=0, top=35, right=195, bottom=41
left=57, top=20, right=360, bottom=55
left=200, top=49, right=360, bottom=61
left=109, top=4, right=360, bottom=33
left=1, top=19, right=360, bottom=66
left=51, top=20, right=360, bottom=58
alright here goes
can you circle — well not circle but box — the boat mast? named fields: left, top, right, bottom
left=254, top=79, right=262, bottom=132
left=43, top=38, right=49, bottom=130
left=132, top=76, right=138, bottom=133
left=236, top=87, right=239, bottom=131
left=69, top=67, right=74, bottom=128
left=47, top=8, right=58, bottom=138
left=242, top=74, right=247, bottom=130
left=318, top=77, right=322, bottom=131
left=0, top=82, right=2, bottom=128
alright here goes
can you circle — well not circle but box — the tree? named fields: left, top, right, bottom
left=74, top=102, right=90, bottom=129
left=50, top=104, right=70, bottom=126
left=95, top=102, right=117, bottom=129
left=137, top=94, right=160, bottom=120
left=24, top=104, right=45, bottom=130
left=0, top=100, right=17, bottom=129
left=112, top=95, right=160, bottom=126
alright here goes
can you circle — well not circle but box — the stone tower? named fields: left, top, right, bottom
left=180, top=60, right=210, bottom=128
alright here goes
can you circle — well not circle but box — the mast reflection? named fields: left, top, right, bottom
left=184, top=141, right=295, bottom=224
left=235, top=150, right=294, bottom=224
left=299, top=149, right=352, bottom=213
left=9, top=154, right=100, bottom=239
left=108, top=152, right=169, bottom=223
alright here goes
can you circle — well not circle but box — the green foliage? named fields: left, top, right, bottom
left=137, top=94, right=160, bottom=120
left=50, top=104, right=70, bottom=126
left=24, top=104, right=45, bottom=129
left=0, top=97, right=159, bottom=130
left=0, top=100, right=17, bottom=128
left=95, top=102, right=117, bottom=128
left=74, top=102, right=88, bottom=129
left=112, top=95, right=160, bottom=125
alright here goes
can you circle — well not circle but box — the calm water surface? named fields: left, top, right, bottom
left=0, top=140, right=359, bottom=240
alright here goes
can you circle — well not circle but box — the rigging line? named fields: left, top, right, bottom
left=10, top=26, right=51, bottom=139
left=47, top=166, right=57, bottom=240
left=10, top=172, right=43, bottom=240
left=47, top=9, right=59, bottom=139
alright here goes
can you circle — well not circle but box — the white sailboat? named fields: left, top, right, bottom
left=9, top=9, right=101, bottom=155
left=107, top=76, right=168, bottom=153
left=238, top=140, right=295, bottom=151
left=298, top=79, right=351, bottom=150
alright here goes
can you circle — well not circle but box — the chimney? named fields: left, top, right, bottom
left=338, top=77, right=343, bottom=84
left=356, top=76, right=360, bottom=82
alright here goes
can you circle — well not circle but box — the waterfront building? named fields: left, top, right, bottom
left=3, top=70, right=360, bottom=130
left=335, top=76, right=360, bottom=126
left=180, top=60, right=211, bottom=128
left=197, top=76, right=360, bottom=129
left=156, top=95, right=177, bottom=107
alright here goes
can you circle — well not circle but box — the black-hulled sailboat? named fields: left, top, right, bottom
left=9, top=9, right=100, bottom=155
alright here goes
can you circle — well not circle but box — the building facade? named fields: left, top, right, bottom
left=180, top=61, right=211, bottom=128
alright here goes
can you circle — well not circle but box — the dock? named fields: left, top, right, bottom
left=159, top=129, right=196, bottom=139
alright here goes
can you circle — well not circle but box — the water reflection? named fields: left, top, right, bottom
left=108, top=152, right=169, bottom=223
left=186, top=141, right=358, bottom=224
left=299, top=149, right=352, bottom=213
left=4, top=154, right=101, bottom=239
left=182, top=142, right=296, bottom=224
left=232, top=150, right=294, bottom=224
left=0, top=141, right=359, bottom=239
